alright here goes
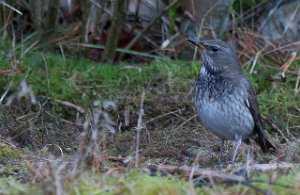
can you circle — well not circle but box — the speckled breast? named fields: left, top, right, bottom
left=195, top=76, right=254, bottom=141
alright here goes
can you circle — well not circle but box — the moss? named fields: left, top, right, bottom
left=1, top=49, right=298, bottom=129
left=1, top=169, right=299, bottom=194
left=0, top=146, right=21, bottom=162
left=76, top=170, right=195, bottom=195
left=0, top=51, right=194, bottom=109
left=0, top=178, right=30, bottom=194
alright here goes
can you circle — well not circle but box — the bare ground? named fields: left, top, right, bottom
left=1, top=88, right=298, bottom=176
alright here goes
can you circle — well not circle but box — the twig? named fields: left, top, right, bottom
left=41, top=54, right=51, bottom=95
left=145, top=109, right=184, bottom=124
left=147, top=164, right=245, bottom=182
left=0, top=85, right=10, bottom=104
left=147, top=163, right=295, bottom=181
left=0, top=68, right=21, bottom=75
left=295, top=68, right=300, bottom=94
left=0, top=1, right=23, bottom=15
left=282, top=3, right=300, bottom=36
left=280, top=52, right=297, bottom=78
left=259, top=0, right=283, bottom=31
left=0, top=138, right=17, bottom=148
left=147, top=163, right=293, bottom=194
left=107, top=156, right=126, bottom=163
left=43, top=144, right=64, bottom=157
left=250, top=51, right=261, bottom=74
left=248, top=162, right=294, bottom=172
left=53, top=99, right=85, bottom=113
left=265, top=41, right=300, bottom=55
left=77, top=43, right=165, bottom=60
left=260, top=114, right=288, bottom=142
left=172, top=114, right=197, bottom=132
left=135, top=91, right=145, bottom=168
left=189, top=150, right=202, bottom=181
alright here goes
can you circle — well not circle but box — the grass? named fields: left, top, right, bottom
left=1, top=49, right=298, bottom=129
left=0, top=146, right=21, bottom=162
left=0, top=167, right=300, bottom=194
left=246, top=64, right=300, bottom=132
left=0, top=44, right=300, bottom=194
left=1, top=51, right=194, bottom=108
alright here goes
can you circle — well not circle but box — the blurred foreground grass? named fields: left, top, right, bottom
left=1, top=168, right=300, bottom=194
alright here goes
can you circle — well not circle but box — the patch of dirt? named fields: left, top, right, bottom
left=0, top=91, right=298, bottom=171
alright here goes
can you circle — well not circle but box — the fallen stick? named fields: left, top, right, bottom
left=0, top=68, right=21, bottom=75
left=104, top=156, right=295, bottom=174
left=146, top=162, right=295, bottom=183
left=248, top=162, right=294, bottom=172
left=53, top=99, right=85, bottom=113
left=147, top=164, right=245, bottom=182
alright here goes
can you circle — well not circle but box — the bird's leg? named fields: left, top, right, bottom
left=231, top=135, right=242, bottom=163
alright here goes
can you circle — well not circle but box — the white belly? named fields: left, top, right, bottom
left=196, top=93, right=254, bottom=140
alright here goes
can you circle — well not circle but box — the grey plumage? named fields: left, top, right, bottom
left=188, top=38, right=276, bottom=162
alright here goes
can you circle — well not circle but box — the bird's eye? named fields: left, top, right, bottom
left=211, top=46, right=219, bottom=52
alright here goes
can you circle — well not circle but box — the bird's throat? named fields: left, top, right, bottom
left=202, top=61, right=222, bottom=75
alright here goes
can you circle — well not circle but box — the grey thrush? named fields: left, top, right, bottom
left=188, top=38, right=276, bottom=163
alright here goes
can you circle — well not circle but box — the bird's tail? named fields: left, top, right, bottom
left=255, top=128, right=276, bottom=153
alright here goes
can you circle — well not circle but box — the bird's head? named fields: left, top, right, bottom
left=188, top=38, right=242, bottom=76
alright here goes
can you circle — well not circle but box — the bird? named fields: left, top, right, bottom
left=188, top=38, right=276, bottom=163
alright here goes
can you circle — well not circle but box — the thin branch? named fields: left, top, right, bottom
left=280, top=52, right=297, bottom=78
left=77, top=43, right=165, bottom=60
left=248, top=162, right=294, bottom=172
left=135, top=91, right=145, bottom=168
left=0, top=1, right=23, bottom=15
left=261, top=114, right=288, bottom=143
left=53, top=99, right=85, bottom=113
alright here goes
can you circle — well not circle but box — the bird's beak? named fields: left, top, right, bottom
left=187, top=38, right=206, bottom=50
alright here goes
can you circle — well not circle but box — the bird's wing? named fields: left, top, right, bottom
left=244, top=78, right=276, bottom=152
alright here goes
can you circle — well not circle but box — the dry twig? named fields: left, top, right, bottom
left=280, top=52, right=297, bottom=78
left=53, top=99, right=85, bottom=113
left=135, top=91, right=145, bottom=168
